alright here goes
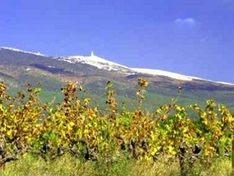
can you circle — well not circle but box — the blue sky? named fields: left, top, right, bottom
left=0, top=0, right=234, bottom=83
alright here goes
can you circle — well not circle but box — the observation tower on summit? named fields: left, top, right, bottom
left=91, top=51, right=95, bottom=57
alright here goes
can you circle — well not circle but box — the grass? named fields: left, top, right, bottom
left=0, top=154, right=233, bottom=176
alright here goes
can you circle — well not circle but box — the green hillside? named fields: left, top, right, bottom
left=1, top=47, right=234, bottom=112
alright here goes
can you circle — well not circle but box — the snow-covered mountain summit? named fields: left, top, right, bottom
left=59, top=51, right=133, bottom=73
left=60, top=52, right=202, bottom=82
left=61, top=52, right=232, bottom=84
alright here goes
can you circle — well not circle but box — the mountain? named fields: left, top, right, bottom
left=1, top=46, right=234, bottom=112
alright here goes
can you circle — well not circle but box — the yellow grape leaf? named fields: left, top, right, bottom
left=23, top=127, right=28, bottom=132
left=69, top=121, right=75, bottom=127
left=61, top=130, right=66, bottom=138
left=168, top=146, right=176, bottom=155
left=67, top=121, right=75, bottom=130
left=7, top=130, right=12, bottom=137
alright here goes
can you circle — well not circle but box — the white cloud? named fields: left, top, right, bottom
left=174, top=18, right=196, bottom=25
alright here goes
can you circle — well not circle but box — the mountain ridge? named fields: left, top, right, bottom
left=1, top=46, right=232, bottom=85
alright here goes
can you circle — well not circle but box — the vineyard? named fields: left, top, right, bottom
left=0, top=79, right=234, bottom=176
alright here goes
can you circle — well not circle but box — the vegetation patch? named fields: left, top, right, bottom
left=0, top=79, right=234, bottom=175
